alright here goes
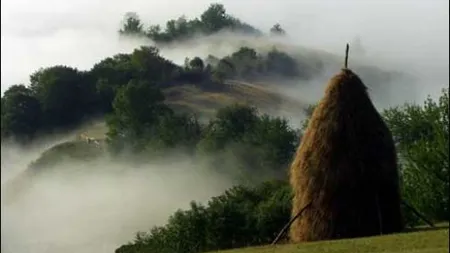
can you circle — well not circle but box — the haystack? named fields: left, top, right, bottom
left=289, top=68, right=403, bottom=242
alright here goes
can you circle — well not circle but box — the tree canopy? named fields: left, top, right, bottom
left=121, top=4, right=262, bottom=44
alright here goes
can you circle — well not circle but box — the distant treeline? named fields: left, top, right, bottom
left=118, top=3, right=286, bottom=43
left=0, top=5, right=310, bottom=142
left=0, top=43, right=320, bottom=143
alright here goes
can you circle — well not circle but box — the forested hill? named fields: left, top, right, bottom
left=0, top=3, right=406, bottom=145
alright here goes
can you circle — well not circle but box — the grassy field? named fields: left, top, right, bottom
left=213, top=225, right=449, bottom=253
left=164, top=81, right=306, bottom=119
left=74, top=81, right=308, bottom=140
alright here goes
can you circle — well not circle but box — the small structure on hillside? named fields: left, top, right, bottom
left=288, top=45, right=404, bottom=242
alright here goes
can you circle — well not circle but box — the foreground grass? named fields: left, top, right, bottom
left=214, top=226, right=449, bottom=253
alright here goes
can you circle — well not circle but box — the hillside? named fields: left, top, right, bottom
left=166, top=81, right=304, bottom=116
left=75, top=80, right=307, bottom=140
left=1, top=79, right=307, bottom=205
left=216, top=226, right=449, bottom=253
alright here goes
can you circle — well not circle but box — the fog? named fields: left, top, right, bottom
left=2, top=0, right=448, bottom=99
left=1, top=0, right=449, bottom=252
left=1, top=142, right=235, bottom=253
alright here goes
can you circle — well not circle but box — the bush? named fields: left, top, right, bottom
left=197, top=104, right=299, bottom=183
left=383, top=88, right=449, bottom=224
left=115, top=180, right=291, bottom=253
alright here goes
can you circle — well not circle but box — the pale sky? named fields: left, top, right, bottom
left=1, top=0, right=449, bottom=98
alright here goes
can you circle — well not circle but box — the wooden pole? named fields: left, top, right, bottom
left=345, top=43, right=350, bottom=69
left=271, top=201, right=312, bottom=245
left=375, top=194, right=383, bottom=235
left=401, top=200, right=435, bottom=228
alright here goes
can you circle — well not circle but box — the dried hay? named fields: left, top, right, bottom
left=289, top=68, right=404, bottom=242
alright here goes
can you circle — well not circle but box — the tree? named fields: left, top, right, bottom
left=174, top=16, right=190, bottom=37
left=147, top=24, right=163, bottom=41
left=197, top=104, right=299, bottom=182
left=266, top=47, right=299, bottom=77
left=139, top=4, right=260, bottom=43
left=1, top=85, right=42, bottom=142
left=106, top=80, right=173, bottom=152
left=383, top=88, right=449, bottom=222
left=189, top=57, right=205, bottom=71
left=231, top=47, right=258, bottom=60
left=90, top=54, right=136, bottom=113
left=143, top=113, right=203, bottom=155
left=199, top=104, right=259, bottom=151
left=119, top=12, right=144, bottom=36
left=130, top=46, right=179, bottom=82
left=91, top=54, right=134, bottom=85
left=270, top=23, right=286, bottom=36
left=211, top=46, right=309, bottom=81
left=243, top=115, right=299, bottom=170
left=214, top=47, right=262, bottom=79
left=200, top=3, right=231, bottom=33
left=29, top=66, right=93, bottom=128
left=107, top=80, right=170, bottom=136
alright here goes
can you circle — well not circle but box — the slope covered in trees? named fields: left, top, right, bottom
left=0, top=3, right=404, bottom=143
left=119, top=4, right=263, bottom=43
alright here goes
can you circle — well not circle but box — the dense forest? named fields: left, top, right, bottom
left=1, top=3, right=448, bottom=253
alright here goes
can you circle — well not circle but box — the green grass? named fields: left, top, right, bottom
left=213, top=226, right=449, bottom=253
left=30, top=140, right=105, bottom=170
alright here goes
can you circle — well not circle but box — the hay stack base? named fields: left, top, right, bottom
left=289, top=69, right=403, bottom=242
